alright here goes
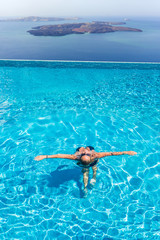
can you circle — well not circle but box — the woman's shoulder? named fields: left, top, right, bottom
left=91, top=151, right=98, bottom=159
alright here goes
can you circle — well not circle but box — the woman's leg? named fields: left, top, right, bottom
left=86, top=146, right=94, bottom=151
left=76, top=147, right=85, bottom=152
left=90, top=165, right=98, bottom=185
left=82, top=168, right=89, bottom=189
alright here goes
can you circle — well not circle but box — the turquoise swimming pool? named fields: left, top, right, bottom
left=0, top=60, right=160, bottom=239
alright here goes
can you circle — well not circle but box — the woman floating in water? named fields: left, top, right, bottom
left=35, top=146, right=137, bottom=192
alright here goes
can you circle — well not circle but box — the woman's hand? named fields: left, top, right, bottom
left=34, top=155, right=47, bottom=161
left=127, top=151, right=137, bottom=155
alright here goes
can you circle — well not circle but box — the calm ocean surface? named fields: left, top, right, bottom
left=0, top=60, right=160, bottom=239
left=0, top=17, right=160, bottom=61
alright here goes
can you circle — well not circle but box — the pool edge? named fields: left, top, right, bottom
left=0, top=59, right=160, bottom=64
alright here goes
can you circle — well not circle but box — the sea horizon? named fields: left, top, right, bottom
left=0, top=16, right=160, bottom=62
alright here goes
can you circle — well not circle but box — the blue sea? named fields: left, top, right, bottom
left=0, top=60, right=160, bottom=239
left=0, top=17, right=160, bottom=61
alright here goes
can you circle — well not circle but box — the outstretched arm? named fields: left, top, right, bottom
left=34, top=154, right=77, bottom=161
left=96, top=151, right=137, bottom=159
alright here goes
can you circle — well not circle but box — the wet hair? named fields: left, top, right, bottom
left=80, top=155, right=91, bottom=165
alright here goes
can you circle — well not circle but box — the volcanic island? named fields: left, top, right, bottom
left=27, top=21, right=142, bottom=36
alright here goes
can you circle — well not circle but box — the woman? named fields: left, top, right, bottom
left=35, top=146, right=137, bottom=191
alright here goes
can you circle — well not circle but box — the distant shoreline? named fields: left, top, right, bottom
left=0, top=16, right=79, bottom=22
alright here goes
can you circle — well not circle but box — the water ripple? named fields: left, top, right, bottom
left=0, top=62, right=160, bottom=239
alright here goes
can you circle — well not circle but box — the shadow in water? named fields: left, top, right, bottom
left=39, top=165, right=89, bottom=198
left=46, top=165, right=83, bottom=191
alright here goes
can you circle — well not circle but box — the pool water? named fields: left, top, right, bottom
left=0, top=60, right=160, bottom=239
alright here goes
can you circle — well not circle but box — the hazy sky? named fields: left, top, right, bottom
left=0, top=0, right=160, bottom=17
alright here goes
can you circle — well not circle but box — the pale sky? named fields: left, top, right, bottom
left=0, top=0, right=160, bottom=17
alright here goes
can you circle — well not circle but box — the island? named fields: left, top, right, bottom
left=0, top=16, right=79, bottom=22
left=27, top=21, right=142, bottom=36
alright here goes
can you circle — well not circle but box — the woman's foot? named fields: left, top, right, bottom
left=83, top=187, right=88, bottom=198
left=90, top=178, right=96, bottom=187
